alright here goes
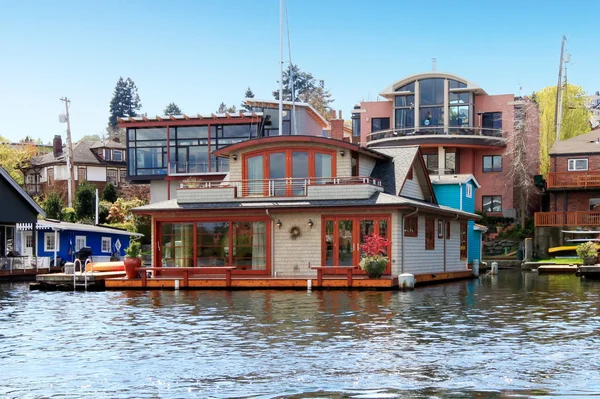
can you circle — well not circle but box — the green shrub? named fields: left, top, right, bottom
left=44, top=192, right=63, bottom=220
left=101, top=183, right=118, bottom=203
left=75, top=181, right=96, bottom=220
left=576, top=242, right=598, bottom=259
left=62, top=207, right=77, bottom=222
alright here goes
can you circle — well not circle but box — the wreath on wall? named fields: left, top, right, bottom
left=289, top=226, right=302, bottom=240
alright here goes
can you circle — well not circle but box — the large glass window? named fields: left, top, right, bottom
left=269, top=152, right=286, bottom=196
left=482, top=196, right=502, bottom=213
left=161, top=223, right=194, bottom=267
left=423, top=154, right=438, bottom=173
left=128, top=128, right=168, bottom=176
left=233, top=222, right=267, bottom=270
left=483, top=155, right=502, bottom=172
left=315, top=153, right=332, bottom=184
left=420, top=106, right=444, bottom=129
left=196, top=222, right=230, bottom=267
left=482, top=112, right=502, bottom=136
left=351, top=115, right=361, bottom=137
left=371, top=118, right=390, bottom=132
left=247, top=155, right=264, bottom=196
left=292, top=152, right=309, bottom=195
left=395, top=108, right=415, bottom=131
left=419, top=78, right=445, bottom=106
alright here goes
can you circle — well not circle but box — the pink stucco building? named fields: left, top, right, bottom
left=351, top=71, right=539, bottom=218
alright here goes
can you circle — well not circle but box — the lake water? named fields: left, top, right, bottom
left=1, top=271, right=600, bottom=399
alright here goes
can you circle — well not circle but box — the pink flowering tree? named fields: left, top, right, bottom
left=359, top=233, right=390, bottom=278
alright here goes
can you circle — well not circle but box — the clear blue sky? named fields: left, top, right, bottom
left=1, top=0, right=598, bottom=143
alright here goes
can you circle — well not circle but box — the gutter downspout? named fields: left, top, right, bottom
left=401, top=208, right=419, bottom=274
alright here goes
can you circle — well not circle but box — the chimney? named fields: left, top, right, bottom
left=330, top=109, right=344, bottom=141
left=53, top=135, right=63, bottom=157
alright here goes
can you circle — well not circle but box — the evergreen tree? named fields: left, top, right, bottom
left=164, top=102, right=182, bottom=116
left=272, top=65, right=334, bottom=120
left=101, top=183, right=118, bottom=203
left=108, top=77, right=142, bottom=129
left=217, top=102, right=227, bottom=113
left=75, top=181, right=96, bottom=220
left=241, top=87, right=255, bottom=111
left=44, top=192, right=64, bottom=220
left=226, top=105, right=237, bottom=113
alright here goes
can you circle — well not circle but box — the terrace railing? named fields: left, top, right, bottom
left=535, top=211, right=600, bottom=227
left=179, top=176, right=382, bottom=198
left=367, top=126, right=504, bottom=142
left=547, top=171, right=600, bottom=189
left=168, top=160, right=230, bottom=175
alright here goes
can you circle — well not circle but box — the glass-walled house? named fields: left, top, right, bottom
left=352, top=71, right=540, bottom=220
left=119, top=99, right=329, bottom=203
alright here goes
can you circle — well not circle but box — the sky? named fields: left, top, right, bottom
left=1, top=0, right=599, bottom=143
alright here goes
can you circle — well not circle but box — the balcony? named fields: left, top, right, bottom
left=547, top=171, right=600, bottom=190
left=535, top=211, right=600, bottom=227
left=168, top=160, right=229, bottom=176
left=366, top=126, right=505, bottom=147
left=177, top=176, right=384, bottom=204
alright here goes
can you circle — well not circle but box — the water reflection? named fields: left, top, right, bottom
left=1, top=271, right=600, bottom=398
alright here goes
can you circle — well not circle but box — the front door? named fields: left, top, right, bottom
left=322, top=215, right=391, bottom=274
left=22, top=232, right=33, bottom=256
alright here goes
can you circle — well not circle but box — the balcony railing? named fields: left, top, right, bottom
left=366, top=126, right=504, bottom=142
left=179, top=176, right=382, bottom=199
left=168, top=160, right=229, bottom=175
left=547, top=171, right=600, bottom=189
left=535, top=211, right=600, bottom=227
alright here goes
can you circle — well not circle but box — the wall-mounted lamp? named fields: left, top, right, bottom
left=232, top=154, right=238, bottom=161
left=307, top=219, right=313, bottom=228
left=340, top=150, right=345, bottom=157
left=276, top=219, right=282, bottom=229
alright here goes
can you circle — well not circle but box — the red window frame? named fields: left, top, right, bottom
left=404, top=216, right=418, bottom=237
left=242, top=147, right=337, bottom=196
left=425, top=217, right=435, bottom=250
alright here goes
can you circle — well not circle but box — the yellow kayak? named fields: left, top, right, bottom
left=548, top=246, right=578, bottom=254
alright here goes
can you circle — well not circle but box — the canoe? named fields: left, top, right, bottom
left=85, top=261, right=125, bottom=272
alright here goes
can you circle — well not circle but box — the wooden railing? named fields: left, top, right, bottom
left=535, top=211, right=600, bottom=226
left=547, top=171, right=600, bottom=189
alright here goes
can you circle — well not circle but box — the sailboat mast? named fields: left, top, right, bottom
left=278, top=0, right=283, bottom=135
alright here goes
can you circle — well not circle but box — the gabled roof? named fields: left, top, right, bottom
left=244, top=98, right=330, bottom=128
left=550, top=129, right=600, bottom=155
left=0, top=166, right=45, bottom=217
left=430, top=174, right=481, bottom=188
left=89, top=141, right=126, bottom=150
left=30, top=140, right=126, bottom=167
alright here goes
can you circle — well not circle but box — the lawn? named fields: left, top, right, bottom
left=534, top=258, right=582, bottom=265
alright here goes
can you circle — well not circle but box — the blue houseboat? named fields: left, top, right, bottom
left=16, top=220, right=143, bottom=266
left=431, top=174, right=486, bottom=265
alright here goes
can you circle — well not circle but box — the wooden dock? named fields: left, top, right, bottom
left=579, top=265, right=600, bottom=279
left=0, top=267, right=62, bottom=281
left=32, top=271, right=126, bottom=291
left=537, top=265, right=579, bottom=274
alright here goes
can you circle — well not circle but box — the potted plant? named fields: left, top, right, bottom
left=576, top=241, right=599, bottom=266
left=124, top=240, right=142, bottom=279
left=359, top=233, right=390, bottom=278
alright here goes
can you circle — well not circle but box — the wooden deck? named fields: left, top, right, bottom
left=104, top=270, right=475, bottom=290
left=0, top=267, right=62, bottom=281
left=535, top=211, right=600, bottom=227
left=547, top=171, right=600, bottom=189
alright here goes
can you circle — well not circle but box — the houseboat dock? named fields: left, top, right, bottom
left=579, top=265, right=600, bottom=279
left=32, top=270, right=126, bottom=291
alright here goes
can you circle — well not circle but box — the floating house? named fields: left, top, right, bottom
left=0, top=166, right=46, bottom=276
left=430, top=174, right=484, bottom=264
left=16, top=220, right=143, bottom=266
left=125, top=134, right=479, bottom=289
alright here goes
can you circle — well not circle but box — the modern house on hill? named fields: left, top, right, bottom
left=20, top=135, right=127, bottom=199
left=118, top=99, right=330, bottom=203
left=352, top=71, right=539, bottom=221
left=130, top=135, right=479, bottom=286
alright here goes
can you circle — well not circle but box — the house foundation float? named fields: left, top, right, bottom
left=108, top=131, right=479, bottom=290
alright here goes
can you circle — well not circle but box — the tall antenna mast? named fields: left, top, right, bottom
left=59, top=97, right=76, bottom=208
left=278, top=0, right=283, bottom=136
left=555, top=35, right=567, bottom=142
left=431, top=58, right=437, bottom=71
left=285, top=0, right=298, bottom=135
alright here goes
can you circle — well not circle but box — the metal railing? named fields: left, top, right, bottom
left=0, top=256, right=51, bottom=273
left=179, top=176, right=382, bottom=198
left=535, top=211, right=600, bottom=227
left=547, top=172, right=600, bottom=189
left=367, top=126, right=504, bottom=142
left=168, top=161, right=230, bottom=175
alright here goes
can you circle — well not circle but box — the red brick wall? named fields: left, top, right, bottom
left=552, top=154, right=600, bottom=173
left=549, top=191, right=600, bottom=212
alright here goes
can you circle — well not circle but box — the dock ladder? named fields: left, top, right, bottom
left=72, top=259, right=91, bottom=291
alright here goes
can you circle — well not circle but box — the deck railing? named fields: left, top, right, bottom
left=179, top=176, right=382, bottom=198
left=547, top=171, right=600, bottom=189
left=366, top=126, right=504, bottom=142
left=535, top=211, right=600, bottom=227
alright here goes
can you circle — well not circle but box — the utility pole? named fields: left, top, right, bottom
left=554, top=35, right=567, bottom=142
left=60, top=97, right=76, bottom=208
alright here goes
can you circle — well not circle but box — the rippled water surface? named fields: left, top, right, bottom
left=2, top=271, right=600, bottom=398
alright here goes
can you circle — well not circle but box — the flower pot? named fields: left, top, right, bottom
left=367, top=271, right=383, bottom=279
left=583, top=256, right=597, bottom=266
left=124, top=257, right=142, bottom=279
